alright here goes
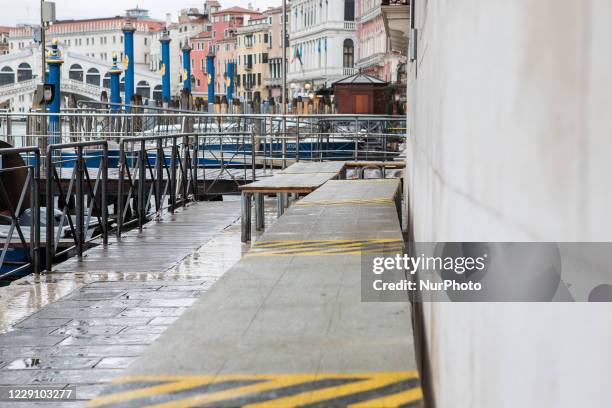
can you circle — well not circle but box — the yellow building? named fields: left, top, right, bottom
left=235, top=16, right=271, bottom=102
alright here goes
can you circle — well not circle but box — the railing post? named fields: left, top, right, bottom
left=156, top=137, right=163, bottom=213
left=192, top=135, right=198, bottom=201
left=45, top=146, right=54, bottom=272
left=76, top=146, right=84, bottom=258
left=138, top=139, right=146, bottom=230
left=117, top=142, right=125, bottom=238
left=170, top=136, right=177, bottom=212
left=182, top=135, right=188, bottom=207
left=296, top=116, right=300, bottom=162
left=31, top=150, right=41, bottom=274
left=102, top=142, right=108, bottom=246
left=354, top=117, right=359, bottom=161
left=282, top=115, right=287, bottom=169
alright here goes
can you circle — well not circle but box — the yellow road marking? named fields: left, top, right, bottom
left=89, top=372, right=421, bottom=408
left=348, top=386, right=423, bottom=407
left=295, top=198, right=395, bottom=206
left=86, top=377, right=214, bottom=407
left=247, top=238, right=404, bottom=257
left=142, top=376, right=315, bottom=408
left=244, top=371, right=418, bottom=408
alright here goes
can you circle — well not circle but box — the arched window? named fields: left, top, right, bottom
left=69, top=64, right=84, bottom=82
left=0, top=66, right=15, bottom=86
left=103, top=72, right=111, bottom=89
left=343, top=39, right=354, bottom=68
left=17, top=63, right=32, bottom=82
left=344, top=0, right=355, bottom=21
left=153, top=85, right=163, bottom=102
left=136, top=80, right=150, bottom=99
left=86, top=67, right=100, bottom=86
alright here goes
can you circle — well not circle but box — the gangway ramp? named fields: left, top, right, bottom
left=90, top=178, right=422, bottom=407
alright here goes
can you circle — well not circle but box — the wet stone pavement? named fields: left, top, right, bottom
left=0, top=199, right=282, bottom=407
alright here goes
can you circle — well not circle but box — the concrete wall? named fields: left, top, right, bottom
left=406, top=0, right=612, bottom=407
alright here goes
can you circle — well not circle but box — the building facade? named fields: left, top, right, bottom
left=287, top=0, right=357, bottom=97
left=0, top=27, right=10, bottom=55
left=214, top=36, right=237, bottom=98
left=263, top=7, right=288, bottom=100
left=235, top=16, right=271, bottom=102
left=355, top=0, right=408, bottom=82
left=8, top=11, right=163, bottom=69
left=149, top=7, right=210, bottom=98
left=190, top=5, right=261, bottom=97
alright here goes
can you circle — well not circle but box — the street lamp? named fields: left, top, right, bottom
left=40, top=1, right=56, bottom=82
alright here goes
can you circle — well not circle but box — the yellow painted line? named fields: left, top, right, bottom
left=247, top=239, right=404, bottom=257
left=253, top=238, right=403, bottom=247
left=89, top=372, right=421, bottom=408
left=86, top=377, right=215, bottom=407
left=244, top=371, right=419, bottom=408
left=295, top=198, right=395, bottom=206
left=142, top=376, right=312, bottom=408
left=348, top=386, right=423, bottom=408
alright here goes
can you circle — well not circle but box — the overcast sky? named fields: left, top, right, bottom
left=0, top=0, right=281, bottom=26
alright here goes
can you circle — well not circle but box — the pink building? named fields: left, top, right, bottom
left=191, top=31, right=213, bottom=95
left=191, top=6, right=261, bottom=97
left=355, top=0, right=407, bottom=82
left=211, top=6, right=262, bottom=44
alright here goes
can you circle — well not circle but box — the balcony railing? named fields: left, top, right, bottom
left=343, top=67, right=358, bottom=76
left=382, top=0, right=409, bottom=5
left=344, top=21, right=356, bottom=30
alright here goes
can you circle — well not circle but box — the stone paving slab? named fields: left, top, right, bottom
left=0, top=200, right=248, bottom=405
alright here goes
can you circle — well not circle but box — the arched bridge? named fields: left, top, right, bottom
left=0, top=49, right=162, bottom=110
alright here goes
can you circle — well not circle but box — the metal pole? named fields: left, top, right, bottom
left=117, top=143, right=125, bottom=238
left=45, top=146, right=53, bottom=271
left=32, top=150, right=41, bottom=273
left=102, top=143, right=108, bottom=246
left=282, top=0, right=287, bottom=169
left=40, top=0, right=46, bottom=83
left=76, top=146, right=84, bottom=258
left=138, top=140, right=145, bottom=229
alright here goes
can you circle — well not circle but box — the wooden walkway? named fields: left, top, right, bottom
left=89, top=178, right=422, bottom=407
left=53, top=201, right=241, bottom=274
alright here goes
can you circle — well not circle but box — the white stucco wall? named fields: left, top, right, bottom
left=406, top=0, right=612, bottom=407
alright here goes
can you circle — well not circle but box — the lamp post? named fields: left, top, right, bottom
left=109, top=53, right=123, bottom=111
left=46, top=39, right=63, bottom=143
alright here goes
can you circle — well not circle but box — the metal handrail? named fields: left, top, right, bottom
left=0, top=147, right=40, bottom=278
left=45, top=140, right=108, bottom=271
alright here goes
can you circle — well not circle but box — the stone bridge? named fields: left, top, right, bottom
left=0, top=49, right=162, bottom=111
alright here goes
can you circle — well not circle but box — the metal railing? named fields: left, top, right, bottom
left=116, top=134, right=198, bottom=235
left=0, top=111, right=405, bottom=278
left=0, top=111, right=406, bottom=165
left=45, top=141, right=109, bottom=271
left=0, top=147, right=40, bottom=279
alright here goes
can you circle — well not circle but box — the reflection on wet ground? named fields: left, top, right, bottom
left=0, top=197, right=281, bottom=405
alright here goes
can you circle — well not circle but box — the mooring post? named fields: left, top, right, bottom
left=123, top=21, right=136, bottom=113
